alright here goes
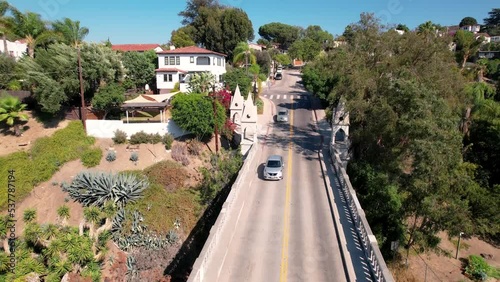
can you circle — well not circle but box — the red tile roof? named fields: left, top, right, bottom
left=157, top=46, right=226, bottom=56
left=112, top=44, right=162, bottom=52
left=155, top=68, right=187, bottom=73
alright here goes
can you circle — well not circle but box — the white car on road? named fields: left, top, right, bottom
left=277, top=108, right=289, bottom=122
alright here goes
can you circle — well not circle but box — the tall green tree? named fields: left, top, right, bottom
left=481, top=8, right=500, bottom=36
left=169, top=26, right=196, bottom=48
left=303, top=13, right=478, bottom=255
left=178, top=0, right=221, bottom=25
left=18, top=43, right=123, bottom=113
left=52, top=17, right=89, bottom=47
left=121, top=51, right=155, bottom=90
left=459, top=17, right=478, bottom=27
left=91, top=83, right=125, bottom=119
left=220, top=8, right=254, bottom=58
left=0, top=94, right=28, bottom=136
left=258, top=22, right=301, bottom=50
left=171, top=93, right=225, bottom=140
left=395, top=23, right=409, bottom=33
left=191, top=5, right=223, bottom=52
left=222, top=68, right=252, bottom=98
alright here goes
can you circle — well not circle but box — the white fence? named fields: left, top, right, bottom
left=188, top=144, right=257, bottom=282
left=86, top=119, right=189, bottom=139
left=330, top=146, right=395, bottom=282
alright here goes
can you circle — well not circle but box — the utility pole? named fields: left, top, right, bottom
left=77, top=47, right=87, bottom=133
left=212, top=84, right=219, bottom=154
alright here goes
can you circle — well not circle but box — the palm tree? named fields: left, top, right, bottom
left=7, top=10, right=61, bottom=57
left=454, top=30, right=483, bottom=69
left=57, top=205, right=70, bottom=226
left=475, top=58, right=488, bottom=82
left=188, top=72, right=215, bottom=94
left=0, top=94, right=28, bottom=136
left=233, top=42, right=256, bottom=74
left=0, top=0, right=14, bottom=55
left=52, top=17, right=89, bottom=47
left=83, top=206, right=101, bottom=240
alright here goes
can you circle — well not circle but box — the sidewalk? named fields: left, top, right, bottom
left=310, top=96, right=375, bottom=281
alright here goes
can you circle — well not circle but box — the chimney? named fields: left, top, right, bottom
left=169, top=45, right=175, bottom=50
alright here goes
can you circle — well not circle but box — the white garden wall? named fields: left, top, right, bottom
left=86, top=120, right=189, bottom=139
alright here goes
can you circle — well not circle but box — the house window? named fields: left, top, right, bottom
left=190, top=56, right=194, bottom=63
left=219, top=75, right=222, bottom=82
left=169, top=56, right=175, bottom=65
left=217, top=58, right=221, bottom=66
left=176, top=56, right=180, bottom=65
left=164, top=74, right=173, bottom=82
left=164, top=57, right=168, bottom=65
left=196, top=57, right=210, bottom=65
left=179, top=74, right=185, bottom=82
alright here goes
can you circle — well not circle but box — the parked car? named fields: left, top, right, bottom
left=263, top=155, right=284, bottom=180
left=275, top=73, right=282, bottom=80
left=277, top=108, right=288, bottom=122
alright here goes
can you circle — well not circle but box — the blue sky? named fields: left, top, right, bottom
left=7, top=0, right=497, bottom=44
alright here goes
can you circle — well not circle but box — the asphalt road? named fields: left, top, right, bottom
left=205, top=70, right=347, bottom=282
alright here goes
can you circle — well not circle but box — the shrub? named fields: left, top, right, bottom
left=129, top=131, right=149, bottom=145
left=106, top=151, right=117, bottom=162
left=187, top=139, right=204, bottom=156
left=150, top=133, right=162, bottom=144
left=129, top=131, right=162, bottom=144
left=162, top=133, right=174, bottom=150
left=143, top=160, right=187, bottom=191
left=465, top=255, right=490, bottom=281
left=81, top=147, right=103, bottom=168
left=113, top=129, right=127, bottom=144
left=258, top=73, right=267, bottom=82
left=130, top=152, right=139, bottom=162
left=256, top=98, right=263, bottom=114
left=171, top=143, right=190, bottom=166
left=172, top=82, right=180, bottom=92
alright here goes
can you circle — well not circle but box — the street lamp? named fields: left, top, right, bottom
left=455, top=232, right=464, bottom=259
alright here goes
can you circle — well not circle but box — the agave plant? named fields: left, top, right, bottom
left=111, top=208, right=126, bottom=237
left=66, top=171, right=149, bottom=207
left=106, top=150, right=117, bottom=162
left=126, top=255, right=138, bottom=280
left=167, top=230, right=179, bottom=245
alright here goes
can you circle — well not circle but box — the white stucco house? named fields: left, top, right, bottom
left=0, top=39, right=27, bottom=60
left=155, top=46, right=227, bottom=93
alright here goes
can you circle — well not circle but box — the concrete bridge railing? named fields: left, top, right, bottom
left=188, top=143, right=258, bottom=282
left=330, top=146, right=395, bottom=282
